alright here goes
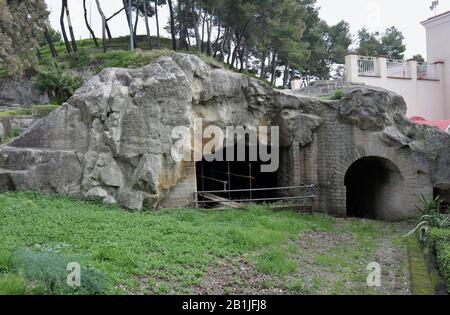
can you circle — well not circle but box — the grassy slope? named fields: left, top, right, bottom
left=36, top=36, right=225, bottom=76
left=2, top=35, right=263, bottom=85
left=0, top=192, right=409, bottom=295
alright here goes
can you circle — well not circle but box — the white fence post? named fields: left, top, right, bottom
left=377, top=55, right=387, bottom=79
left=407, top=59, right=418, bottom=81
left=344, top=52, right=359, bottom=83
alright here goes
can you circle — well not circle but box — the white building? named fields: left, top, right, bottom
left=344, top=11, right=450, bottom=121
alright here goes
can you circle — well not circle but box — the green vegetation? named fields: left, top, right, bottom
left=33, top=61, right=82, bottom=104
left=0, top=191, right=409, bottom=295
left=404, top=195, right=450, bottom=292
left=427, top=228, right=450, bottom=290
left=2, top=128, right=22, bottom=143
left=322, top=88, right=345, bottom=101
left=0, top=108, right=32, bottom=118
left=32, top=105, right=60, bottom=117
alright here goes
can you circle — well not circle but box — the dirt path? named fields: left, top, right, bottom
left=195, top=219, right=413, bottom=295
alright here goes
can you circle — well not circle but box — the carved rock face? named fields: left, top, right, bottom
left=0, top=54, right=448, bottom=216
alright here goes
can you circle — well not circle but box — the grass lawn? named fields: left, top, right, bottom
left=0, top=192, right=411, bottom=295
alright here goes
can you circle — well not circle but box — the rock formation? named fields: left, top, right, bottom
left=0, top=54, right=448, bottom=220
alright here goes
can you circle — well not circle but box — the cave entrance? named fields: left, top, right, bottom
left=195, top=144, right=279, bottom=208
left=345, top=157, right=404, bottom=220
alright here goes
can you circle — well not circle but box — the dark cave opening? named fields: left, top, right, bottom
left=196, top=145, right=279, bottom=206
left=345, top=157, right=403, bottom=219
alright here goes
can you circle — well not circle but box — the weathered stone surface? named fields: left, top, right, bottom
left=339, top=87, right=407, bottom=131
left=0, top=53, right=448, bottom=219
left=0, top=77, right=48, bottom=107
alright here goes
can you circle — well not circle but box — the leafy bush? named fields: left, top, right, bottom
left=12, top=248, right=106, bottom=295
left=32, top=104, right=60, bottom=117
left=404, top=195, right=449, bottom=241
left=427, top=228, right=450, bottom=250
left=435, top=242, right=450, bottom=289
left=330, top=88, right=344, bottom=100
left=32, top=61, right=82, bottom=104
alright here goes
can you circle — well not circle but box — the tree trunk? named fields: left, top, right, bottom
left=155, top=0, right=161, bottom=48
left=105, top=22, right=112, bottom=40
left=239, top=38, right=247, bottom=72
left=64, top=0, right=78, bottom=52
left=43, top=25, right=58, bottom=58
left=95, top=0, right=108, bottom=53
left=133, top=0, right=139, bottom=45
left=178, top=1, right=189, bottom=50
left=143, top=0, right=153, bottom=49
left=168, top=0, right=177, bottom=51
left=192, top=5, right=201, bottom=52
left=283, top=64, right=290, bottom=89
left=122, top=0, right=134, bottom=50
left=226, top=37, right=232, bottom=65
left=213, top=18, right=221, bottom=57
left=201, top=10, right=206, bottom=53
left=60, top=0, right=71, bottom=54
left=270, top=50, right=278, bottom=87
left=206, top=8, right=215, bottom=56
left=83, top=0, right=99, bottom=47
left=230, top=30, right=243, bottom=68
left=260, top=50, right=266, bottom=80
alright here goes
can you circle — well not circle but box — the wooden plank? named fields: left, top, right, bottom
left=202, top=193, right=242, bottom=209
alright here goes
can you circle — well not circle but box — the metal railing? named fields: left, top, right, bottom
left=387, top=59, right=410, bottom=78
left=358, top=56, right=378, bottom=77
left=417, top=62, right=439, bottom=80
left=193, top=185, right=317, bottom=209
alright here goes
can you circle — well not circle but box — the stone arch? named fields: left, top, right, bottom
left=344, top=156, right=405, bottom=220
left=324, top=133, right=434, bottom=221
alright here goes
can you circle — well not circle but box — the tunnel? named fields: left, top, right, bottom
left=196, top=144, right=279, bottom=207
left=344, top=157, right=404, bottom=220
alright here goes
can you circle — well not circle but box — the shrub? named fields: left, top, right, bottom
left=427, top=228, right=450, bottom=250
left=435, top=243, right=450, bottom=289
left=330, top=88, right=344, bottom=100
left=32, top=61, right=82, bottom=104
left=404, top=195, right=449, bottom=241
left=12, top=248, right=106, bottom=295
left=32, top=104, right=60, bottom=117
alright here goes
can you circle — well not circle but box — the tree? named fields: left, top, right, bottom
left=379, top=26, right=406, bottom=60
left=167, top=0, right=177, bottom=50
left=43, top=24, right=59, bottom=58
left=357, top=26, right=406, bottom=60
left=60, top=0, right=71, bottom=54
left=154, top=0, right=165, bottom=48
left=357, top=27, right=380, bottom=57
left=412, top=54, right=425, bottom=63
left=95, top=0, right=108, bottom=53
left=37, top=25, right=60, bottom=47
left=83, top=0, right=99, bottom=47
left=63, top=0, right=78, bottom=52
left=143, top=0, right=153, bottom=49
left=0, top=0, right=50, bottom=75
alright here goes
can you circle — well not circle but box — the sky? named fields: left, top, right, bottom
left=45, top=0, right=450, bottom=60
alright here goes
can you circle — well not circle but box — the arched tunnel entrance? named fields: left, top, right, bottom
left=196, top=144, right=279, bottom=207
left=345, top=157, right=405, bottom=220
